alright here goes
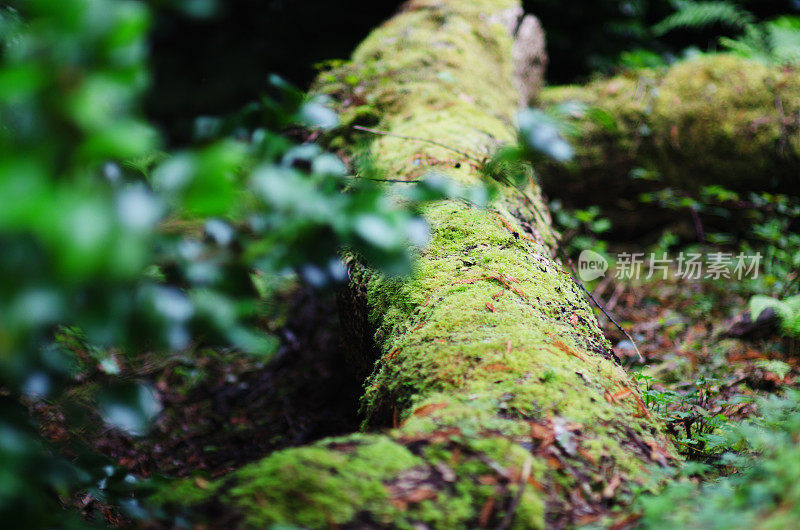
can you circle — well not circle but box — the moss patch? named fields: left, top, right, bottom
left=227, top=435, right=421, bottom=528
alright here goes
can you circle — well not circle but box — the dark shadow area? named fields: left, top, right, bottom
left=145, top=0, right=403, bottom=144
left=108, top=287, right=362, bottom=478
left=35, top=285, right=364, bottom=521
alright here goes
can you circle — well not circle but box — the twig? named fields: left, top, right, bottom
left=689, top=205, right=704, bottom=243
left=497, top=455, right=533, bottom=530
left=353, top=125, right=483, bottom=163
left=497, top=178, right=644, bottom=362
left=606, top=283, right=623, bottom=312
left=593, top=273, right=613, bottom=299
left=347, top=175, right=419, bottom=183
left=477, top=453, right=514, bottom=480
left=573, top=280, right=644, bottom=362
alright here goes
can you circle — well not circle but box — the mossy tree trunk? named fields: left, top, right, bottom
left=164, top=1, right=677, bottom=527
left=537, top=55, right=800, bottom=234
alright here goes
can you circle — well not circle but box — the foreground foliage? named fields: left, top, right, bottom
left=638, top=392, right=800, bottom=529
left=0, top=0, right=464, bottom=525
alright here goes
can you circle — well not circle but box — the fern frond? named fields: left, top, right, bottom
left=653, top=1, right=755, bottom=36
left=767, top=16, right=800, bottom=66
left=720, top=25, right=772, bottom=63
left=720, top=16, right=800, bottom=66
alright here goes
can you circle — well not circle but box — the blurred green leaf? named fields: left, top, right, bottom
left=98, top=383, right=161, bottom=436
left=517, top=108, right=574, bottom=162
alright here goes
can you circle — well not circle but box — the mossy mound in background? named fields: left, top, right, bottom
left=538, top=54, right=800, bottom=225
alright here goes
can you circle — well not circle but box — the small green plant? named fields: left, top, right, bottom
left=634, top=372, right=735, bottom=458
left=640, top=185, right=799, bottom=296
left=654, top=1, right=755, bottom=36
left=550, top=201, right=611, bottom=256
left=636, top=391, right=800, bottom=529
left=754, top=359, right=792, bottom=380
left=749, top=214, right=800, bottom=296
left=655, top=1, right=800, bottom=66
left=749, top=294, right=800, bottom=338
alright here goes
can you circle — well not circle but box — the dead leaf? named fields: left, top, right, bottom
left=546, top=456, right=562, bottom=469
left=477, top=496, right=496, bottom=528
left=429, top=427, right=462, bottom=444
left=552, top=339, right=589, bottom=363
left=526, top=475, right=544, bottom=491
left=530, top=422, right=555, bottom=448
left=412, top=402, right=449, bottom=417
left=577, top=447, right=597, bottom=465
left=402, top=486, right=438, bottom=503
left=612, top=388, right=632, bottom=400
left=434, top=462, right=456, bottom=482
left=552, top=416, right=577, bottom=456
left=483, top=363, right=511, bottom=372
left=632, top=392, right=652, bottom=419
left=609, top=513, right=642, bottom=530
left=602, top=474, right=623, bottom=498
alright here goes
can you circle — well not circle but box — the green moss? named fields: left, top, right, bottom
left=148, top=476, right=221, bottom=507
left=338, top=0, right=675, bottom=512
left=359, top=199, right=624, bottom=425
left=223, top=432, right=546, bottom=529
left=539, top=54, right=800, bottom=197
left=227, top=435, right=421, bottom=528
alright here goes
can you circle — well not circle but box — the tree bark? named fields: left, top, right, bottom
left=160, top=1, right=676, bottom=527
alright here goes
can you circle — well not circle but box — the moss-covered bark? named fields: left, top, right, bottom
left=537, top=54, right=800, bottom=216
left=159, top=1, right=677, bottom=527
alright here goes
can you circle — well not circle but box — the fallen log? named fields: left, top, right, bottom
left=537, top=54, right=800, bottom=234
left=157, top=1, right=677, bottom=527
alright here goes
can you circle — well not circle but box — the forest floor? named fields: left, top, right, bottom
left=598, top=266, right=795, bottom=458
